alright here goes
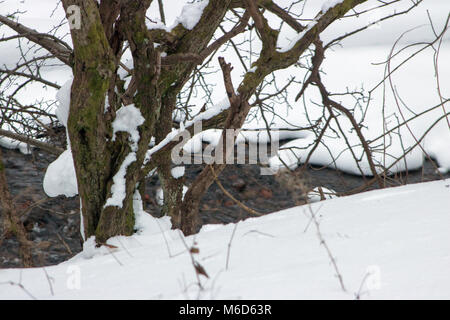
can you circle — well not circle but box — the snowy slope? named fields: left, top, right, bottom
left=1, top=179, right=449, bottom=300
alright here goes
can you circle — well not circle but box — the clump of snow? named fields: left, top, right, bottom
left=118, top=58, right=133, bottom=80
left=112, top=104, right=145, bottom=150
left=321, top=0, right=344, bottom=13
left=104, top=152, right=137, bottom=208
left=171, top=166, right=185, bottom=179
left=184, top=98, right=230, bottom=127
left=175, top=0, right=209, bottom=30
left=144, top=128, right=184, bottom=163
left=424, top=135, right=450, bottom=174
left=145, top=1, right=209, bottom=32
left=104, top=94, right=109, bottom=113
left=79, top=236, right=104, bottom=260
left=43, top=79, right=78, bottom=198
left=307, top=186, right=337, bottom=203
left=155, top=188, right=164, bottom=206
left=55, top=79, right=73, bottom=127
left=278, top=20, right=318, bottom=53
left=43, top=149, right=78, bottom=197
left=146, top=19, right=171, bottom=32
left=155, top=185, right=189, bottom=206
left=79, top=199, right=85, bottom=241
left=277, top=0, right=345, bottom=53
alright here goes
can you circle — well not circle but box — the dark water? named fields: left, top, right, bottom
left=0, top=146, right=448, bottom=268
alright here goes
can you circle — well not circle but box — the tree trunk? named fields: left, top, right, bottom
left=64, top=0, right=136, bottom=243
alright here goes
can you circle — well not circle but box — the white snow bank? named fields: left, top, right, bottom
left=424, top=126, right=450, bottom=174
left=181, top=125, right=310, bottom=155
left=1, top=179, right=449, bottom=299
left=426, top=141, right=450, bottom=174
left=0, top=137, right=31, bottom=155
left=269, top=133, right=425, bottom=176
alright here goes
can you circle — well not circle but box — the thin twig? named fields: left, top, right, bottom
left=209, top=165, right=262, bottom=216
left=226, top=223, right=238, bottom=270
left=306, top=204, right=346, bottom=292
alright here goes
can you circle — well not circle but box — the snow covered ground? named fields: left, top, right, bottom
left=1, top=179, right=449, bottom=300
